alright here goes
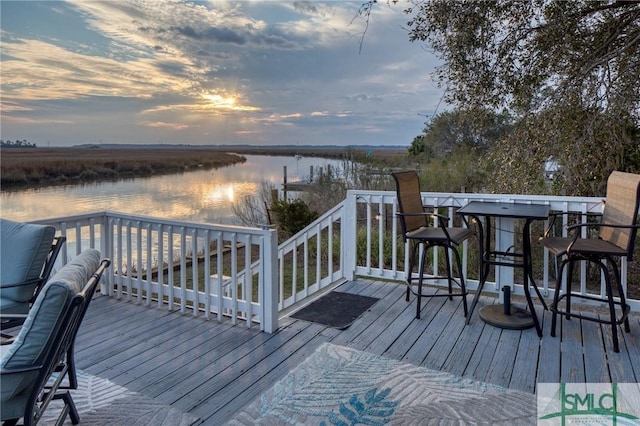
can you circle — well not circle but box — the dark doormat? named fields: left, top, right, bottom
left=291, top=291, right=379, bottom=329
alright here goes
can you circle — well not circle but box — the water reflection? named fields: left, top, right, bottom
left=0, top=155, right=345, bottom=225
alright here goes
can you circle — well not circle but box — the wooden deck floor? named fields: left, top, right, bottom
left=75, top=278, right=640, bottom=425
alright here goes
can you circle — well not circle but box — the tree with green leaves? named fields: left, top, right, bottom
left=360, top=0, right=640, bottom=195
left=408, top=108, right=512, bottom=159
left=270, top=198, right=319, bottom=242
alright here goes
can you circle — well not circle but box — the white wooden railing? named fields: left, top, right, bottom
left=31, top=190, right=639, bottom=334
left=33, top=212, right=278, bottom=333
left=345, top=190, right=638, bottom=311
left=276, top=200, right=346, bottom=313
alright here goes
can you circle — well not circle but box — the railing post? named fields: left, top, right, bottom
left=343, top=190, right=358, bottom=281
left=261, top=227, right=279, bottom=333
left=100, top=213, right=113, bottom=296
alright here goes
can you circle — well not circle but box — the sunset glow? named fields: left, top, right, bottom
left=0, top=1, right=442, bottom=147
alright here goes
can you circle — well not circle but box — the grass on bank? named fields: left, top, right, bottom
left=0, top=147, right=246, bottom=188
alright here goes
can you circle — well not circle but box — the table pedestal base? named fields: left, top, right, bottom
left=478, top=305, right=535, bottom=330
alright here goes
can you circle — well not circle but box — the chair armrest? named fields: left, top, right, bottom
left=395, top=211, right=433, bottom=217
left=557, top=223, right=640, bottom=254
left=431, top=213, right=451, bottom=223
left=566, top=223, right=640, bottom=231
left=397, top=211, right=457, bottom=239
left=542, top=211, right=603, bottom=238
left=395, top=211, right=447, bottom=223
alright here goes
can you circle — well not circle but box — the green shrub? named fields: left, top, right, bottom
left=270, top=198, right=319, bottom=241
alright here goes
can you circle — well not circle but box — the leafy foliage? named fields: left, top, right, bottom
left=404, top=1, right=639, bottom=115
left=359, top=0, right=640, bottom=196
left=270, top=198, right=319, bottom=241
left=485, top=104, right=640, bottom=196
left=419, top=146, right=487, bottom=193
left=321, top=387, right=398, bottom=426
left=409, top=108, right=512, bottom=160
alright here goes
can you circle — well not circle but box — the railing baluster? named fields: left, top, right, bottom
left=315, top=224, right=321, bottom=292
left=215, top=231, right=224, bottom=322
left=157, top=224, right=165, bottom=308
left=136, top=221, right=142, bottom=304
left=243, top=233, right=252, bottom=326
left=378, top=198, right=384, bottom=273
left=230, top=232, right=238, bottom=325
left=303, top=232, right=309, bottom=295
left=116, top=218, right=123, bottom=299
left=89, top=218, right=96, bottom=249
left=365, top=196, right=372, bottom=273
left=167, top=226, right=174, bottom=311
left=203, top=229, right=211, bottom=320
left=292, top=240, right=298, bottom=302
left=126, top=221, right=133, bottom=302
left=278, top=247, right=285, bottom=310
left=145, top=223, right=152, bottom=306
left=179, top=227, right=186, bottom=313
left=191, top=228, right=198, bottom=316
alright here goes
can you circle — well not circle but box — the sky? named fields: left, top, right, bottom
left=0, top=1, right=444, bottom=147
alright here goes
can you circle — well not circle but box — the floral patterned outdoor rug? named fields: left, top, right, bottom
left=228, top=342, right=536, bottom=425
left=42, top=370, right=200, bottom=425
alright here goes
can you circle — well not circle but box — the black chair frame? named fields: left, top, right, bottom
left=1, top=236, right=67, bottom=332
left=393, top=171, right=474, bottom=319
left=1, top=258, right=110, bottom=426
left=541, top=170, right=640, bottom=353
left=546, top=219, right=638, bottom=353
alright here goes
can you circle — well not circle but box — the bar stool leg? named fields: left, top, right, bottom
left=416, top=245, right=428, bottom=319
left=609, top=257, right=631, bottom=333
left=452, top=247, right=468, bottom=317
left=550, top=258, right=567, bottom=338
left=406, top=243, right=416, bottom=302
left=565, top=260, right=575, bottom=320
left=405, top=243, right=415, bottom=302
left=601, top=262, right=620, bottom=353
left=444, top=246, right=453, bottom=300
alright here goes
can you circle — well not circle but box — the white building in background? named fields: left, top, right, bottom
left=544, top=156, right=560, bottom=180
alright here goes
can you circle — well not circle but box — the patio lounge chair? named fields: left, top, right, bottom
left=540, top=171, right=640, bottom=352
left=392, top=171, right=474, bottom=319
left=0, top=249, right=110, bottom=425
left=1, top=218, right=66, bottom=324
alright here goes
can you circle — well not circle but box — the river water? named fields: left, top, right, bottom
left=0, top=155, right=345, bottom=225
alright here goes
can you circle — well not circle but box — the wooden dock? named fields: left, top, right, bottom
left=75, top=278, right=640, bottom=425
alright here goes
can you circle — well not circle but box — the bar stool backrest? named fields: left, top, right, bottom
left=392, top=171, right=429, bottom=239
left=600, top=171, right=640, bottom=260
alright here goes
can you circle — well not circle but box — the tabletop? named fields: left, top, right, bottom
left=457, top=201, right=550, bottom=220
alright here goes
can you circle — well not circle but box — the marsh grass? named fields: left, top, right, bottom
left=0, top=147, right=246, bottom=188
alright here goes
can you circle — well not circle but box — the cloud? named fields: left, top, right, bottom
left=0, top=38, right=194, bottom=101
left=139, top=120, right=190, bottom=130
left=171, top=25, right=247, bottom=44
left=0, top=0, right=444, bottom=146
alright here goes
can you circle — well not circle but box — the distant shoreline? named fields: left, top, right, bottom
left=0, top=147, right=246, bottom=190
left=0, top=146, right=408, bottom=190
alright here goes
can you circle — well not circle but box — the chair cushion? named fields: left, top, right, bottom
left=1, top=219, right=56, bottom=304
left=1, top=249, right=100, bottom=369
left=0, top=249, right=100, bottom=417
left=407, top=226, right=474, bottom=245
left=542, top=236, right=628, bottom=257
